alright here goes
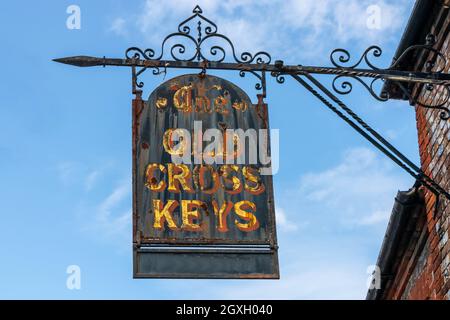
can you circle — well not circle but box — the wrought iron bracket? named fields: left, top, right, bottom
left=53, top=5, right=450, bottom=202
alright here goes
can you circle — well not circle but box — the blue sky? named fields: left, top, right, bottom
left=0, top=0, right=419, bottom=299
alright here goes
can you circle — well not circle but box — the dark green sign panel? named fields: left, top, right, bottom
left=132, top=74, right=279, bottom=279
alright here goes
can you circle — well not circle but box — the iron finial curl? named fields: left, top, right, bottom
left=125, top=6, right=271, bottom=90
left=329, top=33, right=450, bottom=120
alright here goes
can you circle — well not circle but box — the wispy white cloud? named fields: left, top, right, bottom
left=385, top=129, right=399, bottom=140
left=57, top=160, right=113, bottom=191
left=331, top=1, right=406, bottom=42
left=57, top=161, right=79, bottom=186
left=85, top=169, right=101, bottom=191
left=79, top=179, right=132, bottom=248
left=83, top=161, right=114, bottom=191
left=109, top=17, right=128, bottom=37
left=295, top=147, right=411, bottom=227
left=94, top=180, right=131, bottom=238
left=358, top=209, right=390, bottom=226
left=276, top=206, right=300, bottom=232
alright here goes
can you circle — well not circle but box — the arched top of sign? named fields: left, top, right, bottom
left=148, top=73, right=253, bottom=108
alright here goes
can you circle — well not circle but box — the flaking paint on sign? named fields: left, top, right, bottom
left=133, top=74, right=279, bottom=278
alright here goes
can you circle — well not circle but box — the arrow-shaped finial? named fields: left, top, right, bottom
left=53, top=56, right=106, bottom=67
left=193, top=5, right=202, bottom=14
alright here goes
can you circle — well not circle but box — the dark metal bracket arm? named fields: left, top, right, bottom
left=53, top=5, right=450, bottom=203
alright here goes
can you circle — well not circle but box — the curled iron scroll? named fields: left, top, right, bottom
left=270, top=71, right=285, bottom=84
left=239, top=70, right=263, bottom=91
left=332, top=75, right=389, bottom=101
left=329, top=34, right=450, bottom=120
left=396, top=82, right=450, bottom=120
left=125, top=6, right=271, bottom=88
left=330, top=46, right=383, bottom=70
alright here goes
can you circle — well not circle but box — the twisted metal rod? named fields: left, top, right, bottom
left=290, top=73, right=450, bottom=201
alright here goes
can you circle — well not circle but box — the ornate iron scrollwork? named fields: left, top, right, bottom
left=239, top=70, right=267, bottom=96
left=330, top=45, right=383, bottom=70
left=126, top=5, right=270, bottom=91
left=133, top=65, right=167, bottom=90
left=396, top=81, right=450, bottom=120
left=332, top=76, right=389, bottom=102
left=329, top=34, right=450, bottom=120
left=270, top=71, right=285, bottom=84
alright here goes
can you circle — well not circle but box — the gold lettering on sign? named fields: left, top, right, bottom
left=195, top=96, right=211, bottom=113
left=149, top=199, right=261, bottom=233
left=219, top=165, right=242, bottom=195
left=152, top=199, right=178, bottom=230
left=155, top=97, right=168, bottom=109
left=198, top=165, right=220, bottom=194
left=210, top=85, right=222, bottom=91
left=243, top=166, right=265, bottom=195
left=232, top=101, right=248, bottom=112
left=173, top=84, right=193, bottom=112
left=157, top=83, right=250, bottom=115
left=167, top=164, right=195, bottom=193
left=212, top=200, right=233, bottom=233
left=181, top=200, right=203, bottom=231
left=163, top=129, right=187, bottom=156
left=145, top=163, right=166, bottom=192
left=214, top=95, right=229, bottom=114
left=234, top=200, right=259, bottom=232
left=145, top=79, right=268, bottom=235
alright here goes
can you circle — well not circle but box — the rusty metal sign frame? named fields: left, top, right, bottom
left=54, top=5, right=450, bottom=271
left=131, top=73, right=279, bottom=278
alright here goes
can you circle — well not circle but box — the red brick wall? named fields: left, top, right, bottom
left=384, top=13, right=450, bottom=299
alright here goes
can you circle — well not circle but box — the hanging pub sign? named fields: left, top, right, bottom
left=132, top=73, right=279, bottom=278
left=54, top=5, right=450, bottom=281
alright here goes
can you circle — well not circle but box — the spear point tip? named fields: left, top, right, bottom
left=52, top=56, right=102, bottom=67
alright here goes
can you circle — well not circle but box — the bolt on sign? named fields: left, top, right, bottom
left=133, top=73, right=279, bottom=278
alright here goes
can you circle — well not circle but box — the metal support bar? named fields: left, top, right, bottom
left=290, top=73, right=450, bottom=201
left=53, top=56, right=450, bottom=86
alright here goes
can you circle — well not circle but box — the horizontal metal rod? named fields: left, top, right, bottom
left=53, top=55, right=450, bottom=85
